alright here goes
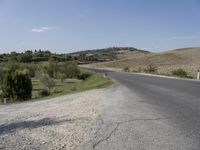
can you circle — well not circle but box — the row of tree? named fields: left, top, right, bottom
left=0, top=50, right=69, bottom=63
left=1, top=47, right=144, bottom=63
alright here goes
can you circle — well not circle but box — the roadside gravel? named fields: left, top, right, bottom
left=1, top=77, right=194, bottom=150
left=0, top=88, right=108, bottom=150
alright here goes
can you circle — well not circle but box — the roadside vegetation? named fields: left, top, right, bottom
left=143, top=64, right=158, bottom=73
left=171, top=68, right=189, bottom=78
left=121, top=65, right=192, bottom=79
left=0, top=51, right=114, bottom=104
left=123, top=66, right=130, bottom=72
left=122, top=64, right=158, bottom=74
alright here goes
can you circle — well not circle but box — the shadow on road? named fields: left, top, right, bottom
left=0, top=117, right=72, bottom=135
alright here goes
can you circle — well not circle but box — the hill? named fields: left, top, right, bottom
left=0, top=47, right=149, bottom=64
left=87, top=47, right=200, bottom=78
left=68, top=47, right=150, bottom=62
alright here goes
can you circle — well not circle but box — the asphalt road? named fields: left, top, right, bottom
left=86, top=70, right=200, bottom=150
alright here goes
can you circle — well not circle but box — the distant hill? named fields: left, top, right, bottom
left=87, top=47, right=200, bottom=78
left=69, top=47, right=149, bottom=55
left=67, top=47, right=150, bottom=62
left=0, top=47, right=150, bottom=64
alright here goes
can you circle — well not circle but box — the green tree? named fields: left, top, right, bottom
left=2, top=71, right=32, bottom=101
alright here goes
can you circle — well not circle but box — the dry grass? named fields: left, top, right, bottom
left=88, top=47, right=200, bottom=78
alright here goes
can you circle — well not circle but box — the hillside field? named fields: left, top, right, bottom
left=86, top=47, right=200, bottom=78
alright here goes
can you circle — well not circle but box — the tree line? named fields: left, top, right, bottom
left=0, top=50, right=70, bottom=63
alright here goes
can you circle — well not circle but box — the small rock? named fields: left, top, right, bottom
left=42, top=142, right=46, bottom=144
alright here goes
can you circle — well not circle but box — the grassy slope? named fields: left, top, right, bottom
left=31, top=73, right=114, bottom=100
left=88, top=47, right=200, bottom=78
left=0, top=73, right=114, bottom=104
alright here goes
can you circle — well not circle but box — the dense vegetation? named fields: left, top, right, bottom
left=0, top=50, right=114, bottom=103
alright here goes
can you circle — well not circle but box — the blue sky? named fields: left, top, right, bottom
left=0, top=0, right=200, bottom=53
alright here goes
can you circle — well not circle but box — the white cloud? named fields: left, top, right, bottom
left=31, top=26, right=50, bottom=32
left=41, top=27, right=49, bottom=30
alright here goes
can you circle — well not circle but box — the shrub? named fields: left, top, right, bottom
left=43, top=61, right=56, bottom=78
left=0, top=67, right=4, bottom=84
left=2, top=71, right=32, bottom=101
left=171, top=68, right=188, bottom=78
left=61, top=63, right=80, bottom=78
left=131, top=69, right=138, bottom=73
left=144, top=64, right=157, bottom=73
left=138, top=67, right=142, bottom=72
left=32, top=57, right=48, bottom=62
left=40, top=74, right=55, bottom=94
left=78, top=72, right=92, bottom=80
left=71, top=87, right=77, bottom=91
left=17, top=54, right=32, bottom=63
left=6, top=62, right=20, bottom=72
left=56, top=72, right=65, bottom=81
left=25, top=64, right=37, bottom=77
left=39, top=89, right=49, bottom=97
left=2, top=71, right=13, bottom=99
left=123, top=66, right=130, bottom=72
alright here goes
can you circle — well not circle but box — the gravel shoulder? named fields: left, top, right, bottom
left=0, top=88, right=109, bottom=150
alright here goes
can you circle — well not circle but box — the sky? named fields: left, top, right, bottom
left=0, top=0, right=200, bottom=54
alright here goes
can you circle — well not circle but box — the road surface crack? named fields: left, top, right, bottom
left=92, top=117, right=171, bottom=149
left=93, top=123, right=120, bottom=149
left=119, top=117, right=171, bottom=124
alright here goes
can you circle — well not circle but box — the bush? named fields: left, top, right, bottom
left=171, top=68, right=188, bottom=78
left=6, top=62, right=20, bottom=72
left=39, top=89, right=49, bottom=97
left=2, top=71, right=32, bottom=101
left=56, top=72, right=65, bottom=81
left=144, top=64, right=157, bottom=73
left=43, top=61, right=56, bottom=78
left=61, top=63, right=80, bottom=78
left=123, top=66, right=130, bottom=72
left=25, top=64, right=37, bottom=77
left=131, top=69, right=138, bottom=73
left=138, top=67, right=142, bottom=72
left=32, top=57, right=48, bottom=62
left=0, top=67, right=4, bottom=84
left=17, top=54, right=32, bottom=63
left=78, top=72, right=92, bottom=80
left=71, top=87, right=77, bottom=91
left=2, top=71, right=13, bottom=99
left=40, top=74, right=55, bottom=94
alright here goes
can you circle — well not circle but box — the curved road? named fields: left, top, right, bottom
left=87, top=70, right=200, bottom=150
